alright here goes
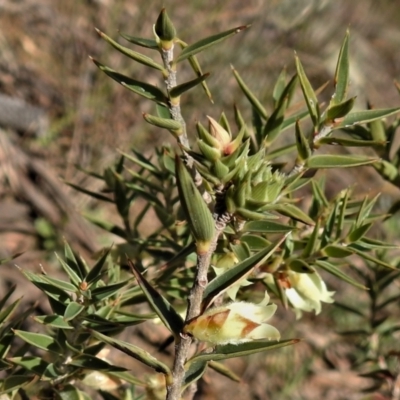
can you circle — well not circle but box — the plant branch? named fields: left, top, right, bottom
left=166, top=222, right=225, bottom=400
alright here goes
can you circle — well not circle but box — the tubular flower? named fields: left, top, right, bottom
left=284, top=270, right=335, bottom=318
left=183, top=293, right=280, bottom=345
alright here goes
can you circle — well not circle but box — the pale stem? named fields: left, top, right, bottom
left=160, top=43, right=224, bottom=400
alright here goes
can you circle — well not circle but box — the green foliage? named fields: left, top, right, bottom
left=2, top=7, right=400, bottom=400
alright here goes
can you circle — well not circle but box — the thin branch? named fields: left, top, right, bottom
left=166, top=224, right=225, bottom=400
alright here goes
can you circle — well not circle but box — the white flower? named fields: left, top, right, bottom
left=183, top=293, right=280, bottom=345
left=285, top=270, right=335, bottom=318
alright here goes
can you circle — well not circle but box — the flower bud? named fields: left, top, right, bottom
left=183, top=293, right=280, bottom=345
left=207, top=116, right=232, bottom=153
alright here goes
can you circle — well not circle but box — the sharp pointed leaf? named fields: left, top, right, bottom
left=129, top=260, right=184, bottom=337
left=13, top=330, right=62, bottom=354
left=64, top=302, right=85, bottom=321
left=232, top=66, right=268, bottom=120
left=119, top=32, right=158, bottom=49
left=34, top=315, right=73, bottom=329
left=177, top=26, right=249, bottom=62
left=295, top=55, right=320, bottom=128
left=331, top=30, right=350, bottom=106
left=315, top=260, right=368, bottom=289
left=182, top=359, right=208, bottom=390
left=243, top=220, right=293, bottom=233
left=90, top=329, right=171, bottom=375
left=92, top=59, right=167, bottom=105
left=202, top=234, right=289, bottom=309
left=208, top=360, right=241, bottom=382
left=334, top=108, right=400, bottom=129
left=306, top=154, right=378, bottom=168
left=96, top=29, right=164, bottom=71
left=169, top=73, right=210, bottom=99
left=191, top=339, right=299, bottom=363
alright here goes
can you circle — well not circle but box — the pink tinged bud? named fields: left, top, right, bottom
left=183, top=294, right=280, bottom=345
left=207, top=116, right=232, bottom=153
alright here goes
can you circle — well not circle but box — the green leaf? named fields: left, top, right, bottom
left=34, top=315, right=74, bottom=329
left=374, top=159, right=400, bottom=184
left=289, top=259, right=314, bottom=273
left=272, top=68, right=287, bottom=106
left=64, top=302, right=85, bottom=321
left=92, top=59, right=167, bottom=105
left=177, top=25, right=248, bottom=62
left=190, top=339, right=299, bottom=363
left=169, top=73, right=210, bottom=99
left=55, top=254, right=82, bottom=287
left=240, top=235, right=271, bottom=251
left=264, top=74, right=298, bottom=145
left=66, top=181, right=114, bottom=203
left=0, top=375, right=36, bottom=394
left=182, top=359, right=208, bottom=390
left=69, top=354, right=127, bottom=372
left=323, top=244, right=354, bottom=258
left=107, top=370, right=146, bottom=387
left=96, top=29, right=164, bottom=71
left=347, top=223, right=372, bottom=243
left=202, top=234, right=289, bottom=309
left=90, top=329, right=171, bottom=376
left=295, top=120, right=311, bottom=161
left=91, top=280, right=130, bottom=301
left=301, top=218, right=321, bottom=258
left=129, top=260, right=184, bottom=337
left=318, top=136, right=385, bottom=148
left=327, top=97, right=356, bottom=121
left=315, top=260, right=368, bottom=289
left=119, top=32, right=158, bottom=49
left=295, top=54, right=320, bottom=129
left=0, top=297, right=21, bottom=325
left=347, top=245, right=395, bottom=269
left=143, top=113, right=182, bottom=132
left=175, top=156, right=215, bottom=253
left=232, top=66, right=268, bottom=120
left=85, top=247, right=111, bottom=286
left=208, top=360, right=241, bottom=382
left=263, top=96, right=288, bottom=145
left=331, top=30, right=350, bottom=106
left=262, top=204, right=315, bottom=225
left=0, top=285, right=16, bottom=310
left=334, top=108, right=400, bottom=128
left=19, top=270, right=73, bottom=303
left=305, top=154, right=377, bottom=168
left=13, top=330, right=62, bottom=354
left=187, top=54, right=213, bottom=102
left=8, top=356, right=49, bottom=375
left=243, top=220, right=293, bottom=233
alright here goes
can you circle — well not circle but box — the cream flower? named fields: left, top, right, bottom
left=183, top=293, right=280, bottom=345
left=285, top=270, right=335, bottom=318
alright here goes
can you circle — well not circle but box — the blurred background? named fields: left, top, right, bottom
left=1, top=0, right=400, bottom=399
